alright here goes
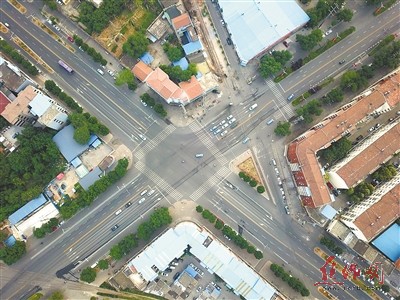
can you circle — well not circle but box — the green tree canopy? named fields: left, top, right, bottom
left=340, top=70, right=368, bottom=92
left=48, top=291, right=64, bottom=300
left=0, top=241, right=26, bottom=265
left=296, top=29, right=323, bottom=51
left=323, top=88, right=344, bottom=104
left=123, top=32, right=149, bottom=59
left=259, top=56, right=282, bottom=78
left=80, top=267, right=97, bottom=283
left=163, top=43, right=184, bottom=62
left=272, top=50, right=292, bottom=66
left=98, top=259, right=109, bottom=270
left=274, top=121, right=291, bottom=136
left=337, top=8, right=354, bottom=22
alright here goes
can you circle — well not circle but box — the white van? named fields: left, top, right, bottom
left=140, top=190, right=148, bottom=196
left=249, top=103, right=258, bottom=111
left=195, top=154, right=204, bottom=158
left=97, top=69, right=104, bottom=75
left=115, top=209, right=122, bottom=216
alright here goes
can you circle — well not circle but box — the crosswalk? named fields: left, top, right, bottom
left=189, top=121, right=228, bottom=165
left=134, top=124, right=176, bottom=160
left=190, top=166, right=231, bottom=201
left=188, top=121, right=232, bottom=201
left=265, top=79, right=295, bottom=118
left=135, top=160, right=182, bottom=200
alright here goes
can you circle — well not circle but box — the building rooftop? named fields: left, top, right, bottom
left=1, top=85, right=38, bottom=124
left=8, top=194, right=47, bottom=225
left=287, top=70, right=400, bottom=207
left=219, top=0, right=309, bottom=65
left=353, top=184, right=399, bottom=242
left=0, top=91, right=11, bottom=114
left=131, top=61, right=153, bottom=82
left=179, top=76, right=203, bottom=101
left=334, top=123, right=400, bottom=188
left=52, top=124, right=98, bottom=163
left=172, top=13, right=191, bottom=30
left=125, top=222, right=276, bottom=300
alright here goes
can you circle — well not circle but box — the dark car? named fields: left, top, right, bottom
left=125, top=201, right=132, bottom=208
left=111, top=224, right=119, bottom=232
left=339, top=60, right=346, bottom=65
left=332, top=189, right=339, bottom=197
left=226, top=37, right=232, bottom=45
left=356, top=135, right=364, bottom=141
left=283, top=40, right=289, bottom=48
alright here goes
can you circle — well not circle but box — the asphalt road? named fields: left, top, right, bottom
left=0, top=1, right=396, bottom=299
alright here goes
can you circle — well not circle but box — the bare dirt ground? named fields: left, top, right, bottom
left=95, top=7, right=147, bottom=58
left=238, top=157, right=261, bottom=183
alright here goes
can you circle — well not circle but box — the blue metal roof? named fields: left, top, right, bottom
left=372, top=223, right=400, bottom=262
left=321, top=205, right=337, bottom=220
left=172, top=57, right=189, bottom=70
left=185, top=266, right=198, bottom=278
left=4, top=235, right=16, bottom=247
left=182, top=40, right=203, bottom=56
left=79, top=166, right=102, bottom=190
left=52, top=124, right=97, bottom=163
left=8, top=194, right=47, bottom=225
left=140, top=52, right=154, bottom=65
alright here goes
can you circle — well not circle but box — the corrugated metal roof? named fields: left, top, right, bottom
left=8, top=194, right=47, bottom=225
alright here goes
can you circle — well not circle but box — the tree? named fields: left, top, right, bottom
left=259, top=56, right=282, bottom=78
left=110, top=244, right=123, bottom=260
left=73, top=125, right=91, bottom=144
left=0, top=231, right=8, bottom=242
left=196, top=205, right=203, bottom=213
left=163, top=43, right=184, bottom=62
left=323, top=88, right=344, bottom=104
left=340, top=70, right=368, bottom=92
left=254, top=250, right=263, bottom=259
left=154, top=104, right=167, bottom=117
left=247, top=245, right=256, bottom=254
left=0, top=241, right=26, bottom=265
left=215, top=219, right=224, bottom=230
left=257, top=186, right=265, bottom=193
left=296, top=29, right=323, bottom=51
left=249, top=180, right=257, bottom=187
left=272, top=50, right=292, bottom=66
left=137, top=222, right=154, bottom=240
left=381, top=284, right=390, bottom=293
left=98, top=259, right=109, bottom=270
left=274, top=121, right=291, bottom=136
left=48, top=291, right=64, bottom=300
left=337, top=8, right=353, bottom=22
left=123, top=33, right=149, bottom=59
left=80, top=267, right=97, bottom=283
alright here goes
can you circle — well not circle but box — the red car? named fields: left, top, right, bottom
left=67, top=36, right=74, bottom=43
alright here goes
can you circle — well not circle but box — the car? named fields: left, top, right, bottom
left=67, top=36, right=74, bottom=43
left=165, top=268, right=172, bottom=273
left=219, top=120, right=226, bottom=126
left=220, top=130, right=228, bottom=137
left=228, top=118, right=236, bottom=124
left=139, top=134, right=147, bottom=141
left=139, top=198, right=145, bottom=204
left=4, top=22, right=10, bottom=28
left=199, top=270, right=204, bottom=276
left=356, top=135, right=364, bottom=141
left=284, top=206, right=290, bottom=215
left=242, top=137, right=250, bottom=144
left=224, top=235, right=232, bottom=241
left=332, top=189, right=339, bottom=197
left=125, top=201, right=132, bottom=208
left=226, top=37, right=232, bottom=45
left=214, top=128, right=221, bottom=135
left=78, top=46, right=84, bottom=52
left=107, top=70, right=114, bottom=76
left=283, top=40, right=289, bottom=47
left=173, top=272, right=181, bottom=280
left=287, top=94, right=295, bottom=101
left=196, top=285, right=202, bottom=292
left=368, top=127, right=375, bottom=132
left=374, top=123, right=381, bottom=129
left=388, top=117, right=394, bottom=122
left=53, top=25, right=61, bottom=31
left=339, top=60, right=346, bottom=65
left=115, top=209, right=122, bottom=215
left=325, top=29, right=333, bottom=36
left=140, top=100, right=148, bottom=107
left=111, top=224, right=119, bottom=231
left=161, top=272, right=168, bottom=276
left=227, top=115, right=233, bottom=120
left=222, top=123, right=229, bottom=129
left=147, top=190, right=155, bottom=196
left=210, top=125, right=218, bottom=132
left=220, top=19, right=225, bottom=26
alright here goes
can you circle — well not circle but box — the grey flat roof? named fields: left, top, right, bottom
left=52, top=124, right=97, bottom=163
left=219, top=0, right=309, bottom=65
left=79, top=166, right=102, bottom=190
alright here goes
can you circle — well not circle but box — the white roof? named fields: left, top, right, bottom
left=126, top=222, right=276, bottom=299
left=219, top=0, right=309, bottom=65
left=29, top=93, right=52, bottom=117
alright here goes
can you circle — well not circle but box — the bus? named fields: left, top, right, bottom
left=58, top=60, right=73, bottom=73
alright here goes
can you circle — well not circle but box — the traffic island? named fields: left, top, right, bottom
left=7, top=0, right=27, bottom=14
left=0, top=24, right=8, bottom=34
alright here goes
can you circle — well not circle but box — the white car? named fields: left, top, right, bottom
left=325, top=29, right=332, bottom=36
left=228, top=118, right=236, bottom=124
left=219, top=120, right=226, bottom=126
left=139, top=134, right=147, bottom=141
left=226, top=115, right=233, bottom=120
left=4, top=22, right=10, bottom=28
left=107, top=70, right=114, bottom=76
left=220, top=130, right=228, bottom=137
left=141, top=100, right=147, bottom=107
left=222, top=123, right=229, bottom=129
left=214, top=128, right=221, bottom=135
left=139, top=198, right=145, bottom=204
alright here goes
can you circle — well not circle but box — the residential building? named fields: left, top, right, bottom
left=0, top=56, right=35, bottom=93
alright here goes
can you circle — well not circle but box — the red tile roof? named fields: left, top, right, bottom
left=172, top=13, right=191, bottom=30
left=336, top=123, right=400, bottom=187
left=179, top=76, right=203, bottom=101
left=131, top=61, right=152, bottom=82
left=0, top=91, right=11, bottom=115
left=353, top=185, right=400, bottom=241
left=287, top=72, right=399, bottom=207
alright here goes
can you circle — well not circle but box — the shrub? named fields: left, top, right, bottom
left=215, top=219, right=224, bottom=230
left=80, top=267, right=96, bottom=283
left=254, top=250, right=263, bottom=259
left=247, top=245, right=256, bottom=254
left=196, top=205, right=203, bottom=213
left=243, top=175, right=251, bottom=182
left=239, top=172, right=246, bottom=178
left=249, top=180, right=257, bottom=187
left=257, top=186, right=265, bottom=193
left=98, top=259, right=109, bottom=270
